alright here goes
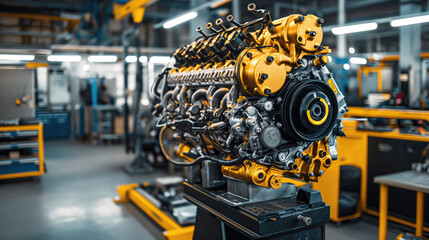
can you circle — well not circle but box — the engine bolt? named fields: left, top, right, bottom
left=261, top=73, right=269, bottom=80
left=318, top=45, right=325, bottom=51
left=166, top=104, right=175, bottom=112
left=295, top=151, right=303, bottom=158
left=276, top=122, right=283, bottom=128
left=278, top=152, right=287, bottom=161
left=295, top=173, right=301, bottom=178
left=309, top=31, right=317, bottom=37
left=309, top=172, right=315, bottom=177
left=266, top=56, right=274, bottom=63
left=264, top=101, right=273, bottom=111
left=246, top=119, right=256, bottom=126
left=264, top=88, right=271, bottom=95
left=255, top=127, right=262, bottom=133
left=297, top=215, right=312, bottom=226
left=298, top=16, right=305, bottom=22
left=302, top=155, right=311, bottom=162
left=317, top=18, right=324, bottom=25
left=319, top=170, right=324, bottom=176
left=246, top=52, right=252, bottom=58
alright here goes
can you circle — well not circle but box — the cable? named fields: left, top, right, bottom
left=159, top=126, right=243, bottom=166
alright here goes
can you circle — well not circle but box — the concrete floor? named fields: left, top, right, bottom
left=0, top=140, right=399, bottom=240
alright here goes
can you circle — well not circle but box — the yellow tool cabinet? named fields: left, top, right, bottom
left=0, top=124, right=45, bottom=180
left=313, top=107, right=429, bottom=234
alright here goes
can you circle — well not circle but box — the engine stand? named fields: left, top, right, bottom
left=183, top=181, right=330, bottom=240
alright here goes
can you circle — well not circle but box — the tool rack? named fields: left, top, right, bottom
left=0, top=123, right=45, bottom=180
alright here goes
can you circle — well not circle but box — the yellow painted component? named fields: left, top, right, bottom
left=327, top=78, right=339, bottom=94
left=416, top=191, right=425, bottom=237
left=26, top=62, right=49, bottom=69
left=396, top=233, right=404, bottom=240
left=162, top=226, right=195, bottom=240
left=357, top=66, right=384, bottom=97
left=366, top=208, right=429, bottom=233
left=345, top=107, right=429, bottom=122
left=210, top=0, right=232, bottom=8
left=131, top=7, right=145, bottom=23
left=222, top=139, right=332, bottom=189
left=236, top=50, right=289, bottom=96
left=232, top=14, right=330, bottom=97
left=114, top=183, right=195, bottom=240
left=129, top=189, right=182, bottom=230
left=15, top=98, right=21, bottom=106
left=314, top=111, right=429, bottom=228
left=314, top=56, right=329, bottom=66
left=0, top=124, right=45, bottom=180
left=312, top=128, right=366, bottom=222
left=368, top=52, right=429, bottom=62
left=379, top=184, right=389, bottom=240
left=0, top=12, right=79, bottom=31
left=306, top=98, right=329, bottom=126
left=113, top=183, right=139, bottom=204
left=280, top=178, right=308, bottom=187
left=0, top=12, right=77, bottom=21
left=113, top=0, right=154, bottom=22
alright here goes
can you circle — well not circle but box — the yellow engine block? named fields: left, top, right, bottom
left=154, top=3, right=347, bottom=190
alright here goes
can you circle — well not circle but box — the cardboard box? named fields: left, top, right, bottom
left=9, top=151, right=20, bottom=159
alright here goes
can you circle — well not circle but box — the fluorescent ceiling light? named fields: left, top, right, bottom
left=88, top=55, right=117, bottom=63
left=150, top=56, right=171, bottom=64
left=125, top=56, right=148, bottom=63
left=332, top=22, right=377, bottom=35
left=350, top=57, right=367, bottom=65
left=47, top=55, right=81, bottom=62
left=83, top=64, right=90, bottom=71
left=163, top=11, right=198, bottom=29
left=343, top=63, right=351, bottom=70
left=0, top=54, right=35, bottom=61
left=391, top=14, right=429, bottom=27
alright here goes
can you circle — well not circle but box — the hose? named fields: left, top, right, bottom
left=159, top=126, right=243, bottom=166
left=211, top=88, right=229, bottom=110
left=161, top=90, right=174, bottom=108
left=191, top=89, right=207, bottom=103
left=206, top=86, right=216, bottom=102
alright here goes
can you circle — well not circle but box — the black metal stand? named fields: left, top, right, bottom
left=184, top=181, right=329, bottom=240
left=122, top=24, right=153, bottom=175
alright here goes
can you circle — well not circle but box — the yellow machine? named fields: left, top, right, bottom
left=313, top=107, right=429, bottom=234
left=0, top=124, right=45, bottom=180
left=114, top=182, right=194, bottom=240
left=156, top=3, right=346, bottom=191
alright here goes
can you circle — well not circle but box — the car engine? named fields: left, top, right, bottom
left=152, top=3, right=347, bottom=194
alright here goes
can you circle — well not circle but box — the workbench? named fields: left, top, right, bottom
left=375, top=170, right=429, bottom=240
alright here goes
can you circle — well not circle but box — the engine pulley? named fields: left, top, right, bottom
left=280, top=79, right=338, bottom=142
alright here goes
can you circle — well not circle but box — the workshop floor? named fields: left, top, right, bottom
left=0, top=140, right=399, bottom=240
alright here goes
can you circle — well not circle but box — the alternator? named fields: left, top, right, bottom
left=153, top=3, right=347, bottom=190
